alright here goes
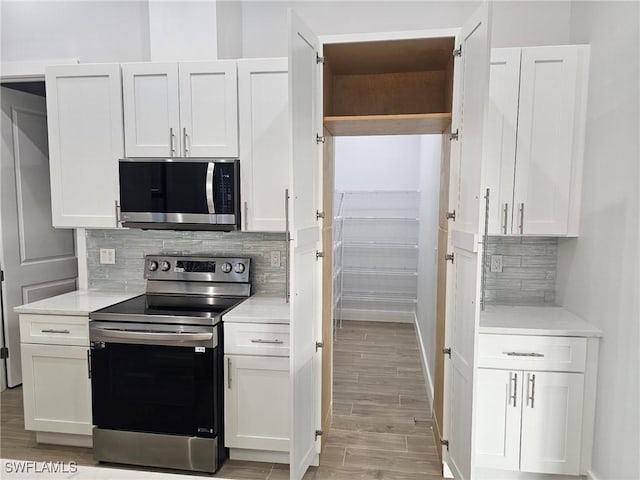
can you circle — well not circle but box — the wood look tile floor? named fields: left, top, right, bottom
left=0, top=321, right=442, bottom=479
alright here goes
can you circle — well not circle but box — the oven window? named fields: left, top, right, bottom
left=91, top=343, right=218, bottom=437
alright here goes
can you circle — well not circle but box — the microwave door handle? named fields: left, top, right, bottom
left=206, top=162, right=216, bottom=215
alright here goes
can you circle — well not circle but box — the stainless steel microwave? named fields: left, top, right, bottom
left=118, top=159, right=240, bottom=231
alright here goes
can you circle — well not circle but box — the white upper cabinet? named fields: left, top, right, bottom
left=179, top=61, right=238, bottom=157
left=238, top=58, right=289, bottom=231
left=484, top=48, right=521, bottom=235
left=46, top=63, right=123, bottom=228
left=123, top=61, right=238, bottom=158
left=122, top=63, right=180, bottom=157
left=484, top=45, right=589, bottom=236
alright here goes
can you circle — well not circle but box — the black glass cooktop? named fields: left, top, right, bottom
left=89, top=294, right=246, bottom=324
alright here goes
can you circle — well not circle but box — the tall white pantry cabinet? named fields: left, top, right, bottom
left=484, top=45, right=589, bottom=236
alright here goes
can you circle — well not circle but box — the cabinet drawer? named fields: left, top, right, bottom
left=225, top=323, right=289, bottom=356
left=20, top=314, right=89, bottom=346
left=478, top=334, right=586, bottom=372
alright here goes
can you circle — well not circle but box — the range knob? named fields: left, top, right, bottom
left=148, top=260, right=159, bottom=271
left=221, top=262, right=232, bottom=273
left=160, top=261, right=171, bottom=271
left=234, top=263, right=245, bottom=274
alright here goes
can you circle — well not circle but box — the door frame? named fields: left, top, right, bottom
left=318, top=26, right=461, bottom=473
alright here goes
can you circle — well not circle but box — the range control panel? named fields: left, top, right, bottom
left=144, top=255, right=251, bottom=283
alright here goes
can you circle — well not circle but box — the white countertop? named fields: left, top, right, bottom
left=223, top=295, right=290, bottom=324
left=480, top=306, right=602, bottom=337
left=14, top=290, right=141, bottom=316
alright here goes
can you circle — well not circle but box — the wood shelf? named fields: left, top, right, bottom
left=324, top=113, right=452, bottom=136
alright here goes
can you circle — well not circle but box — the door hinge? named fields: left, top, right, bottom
left=446, top=210, right=456, bottom=221
left=316, top=341, right=324, bottom=352
left=445, top=253, right=454, bottom=264
left=0, top=347, right=8, bottom=359
left=443, top=347, right=451, bottom=358
left=315, top=429, right=323, bottom=440
left=441, top=439, right=450, bottom=450
left=449, top=129, right=459, bottom=141
left=316, top=251, right=324, bottom=260
left=0, top=270, right=4, bottom=282
left=316, top=210, right=325, bottom=220
left=316, top=134, right=326, bottom=144
left=453, top=45, right=462, bottom=57
left=316, top=53, right=325, bottom=64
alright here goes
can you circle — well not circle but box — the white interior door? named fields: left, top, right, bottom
left=179, top=61, right=238, bottom=157
left=0, top=87, right=77, bottom=387
left=443, top=4, right=492, bottom=480
left=122, top=62, right=181, bottom=157
left=288, top=9, right=322, bottom=480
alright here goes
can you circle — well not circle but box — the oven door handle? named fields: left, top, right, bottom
left=95, top=328, right=213, bottom=343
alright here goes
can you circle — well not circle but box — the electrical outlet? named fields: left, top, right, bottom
left=270, top=251, right=281, bottom=267
left=100, top=248, right=116, bottom=265
left=490, top=255, right=503, bottom=273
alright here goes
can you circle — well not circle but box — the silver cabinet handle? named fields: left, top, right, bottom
left=285, top=188, right=290, bottom=303
left=183, top=128, right=189, bottom=156
left=244, top=201, right=248, bottom=230
left=41, top=329, right=70, bottom=334
left=502, top=203, right=509, bottom=234
left=518, top=203, right=524, bottom=234
left=503, top=351, right=545, bottom=357
left=206, top=163, right=215, bottom=215
left=114, top=200, right=121, bottom=225
left=250, top=339, right=284, bottom=344
left=509, top=372, right=518, bottom=407
left=480, top=188, right=490, bottom=311
left=169, top=128, right=176, bottom=156
left=527, top=373, right=536, bottom=408
left=227, top=357, right=232, bottom=389
left=87, top=349, right=92, bottom=379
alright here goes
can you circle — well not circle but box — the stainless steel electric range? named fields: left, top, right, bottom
left=88, top=255, right=251, bottom=473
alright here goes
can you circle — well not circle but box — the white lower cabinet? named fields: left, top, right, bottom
left=19, top=313, right=93, bottom=445
left=475, top=332, right=596, bottom=477
left=224, top=354, right=289, bottom=452
left=21, top=343, right=92, bottom=436
left=476, top=369, right=584, bottom=475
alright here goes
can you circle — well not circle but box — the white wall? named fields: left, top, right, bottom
left=148, top=0, right=218, bottom=61
left=556, top=2, right=640, bottom=480
left=415, top=135, right=443, bottom=401
left=0, top=1, right=151, bottom=64
left=239, top=1, right=572, bottom=58
left=334, top=136, right=421, bottom=191
left=217, top=0, right=244, bottom=59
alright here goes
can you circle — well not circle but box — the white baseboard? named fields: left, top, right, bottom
left=338, top=308, right=414, bottom=323
left=586, top=470, right=600, bottom=480
left=413, top=312, right=434, bottom=406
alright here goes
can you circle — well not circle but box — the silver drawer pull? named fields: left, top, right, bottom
left=250, top=339, right=284, bottom=344
left=503, top=351, right=545, bottom=358
left=41, top=329, right=70, bottom=334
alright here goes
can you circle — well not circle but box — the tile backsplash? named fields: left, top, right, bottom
left=484, top=236, right=557, bottom=306
left=86, top=229, right=287, bottom=296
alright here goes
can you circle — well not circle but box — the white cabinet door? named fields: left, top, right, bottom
left=484, top=48, right=521, bottom=235
left=238, top=58, right=289, bottom=231
left=46, top=64, right=123, bottom=228
left=513, top=46, right=578, bottom=235
left=179, top=61, right=238, bottom=157
left=475, top=369, right=522, bottom=471
left=21, top=343, right=92, bottom=435
left=224, top=355, right=290, bottom=452
left=520, top=371, right=584, bottom=475
left=122, top=62, right=180, bottom=157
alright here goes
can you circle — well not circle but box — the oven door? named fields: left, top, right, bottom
left=89, top=321, right=220, bottom=438
left=119, top=159, right=240, bottom=229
